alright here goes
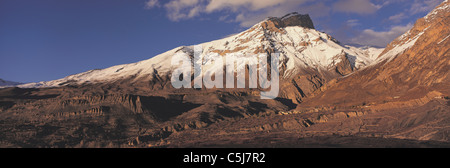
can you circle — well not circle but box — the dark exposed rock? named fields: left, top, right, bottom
left=333, top=52, right=354, bottom=76
left=268, top=12, right=315, bottom=29
left=269, top=12, right=314, bottom=29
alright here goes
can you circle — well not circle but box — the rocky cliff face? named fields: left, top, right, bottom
left=268, top=12, right=315, bottom=29
left=332, top=52, right=354, bottom=76
left=300, top=0, right=450, bottom=142
left=303, top=0, right=450, bottom=107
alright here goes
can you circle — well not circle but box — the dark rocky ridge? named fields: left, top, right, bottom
left=268, top=12, right=315, bottom=29
left=0, top=78, right=22, bottom=87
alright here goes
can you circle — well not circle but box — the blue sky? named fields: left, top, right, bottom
left=0, top=0, right=443, bottom=83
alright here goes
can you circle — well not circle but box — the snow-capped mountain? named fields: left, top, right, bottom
left=344, top=45, right=384, bottom=61
left=18, top=13, right=384, bottom=89
left=18, top=13, right=383, bottom=90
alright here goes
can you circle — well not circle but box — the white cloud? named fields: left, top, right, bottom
left=145, top=0, right=314, bottom=26
left=145, top=0, right=387, bottom=27
left=350, top=23, right=413, bottom=47
left=162, top=0, right=202, bottom=21
left=205, top=0, right=286, bottom=12
left=187, top=6, right=202, bottom=18
left=332, top=0, right=381, bottom=14
left=388, top=12, right=407, bottom=23
left=145, top=0, right=160, bottom=8
left=384, top=0, right=442, bottom=23
left=303, top=2, right=331, bottom=17
left=347, top=19, right=360, bottom=27
left=409, top=0, right=443, bottom=14
left=233, top=0, right=313, bottom=27
left=377, top=0, right=443, bottom=15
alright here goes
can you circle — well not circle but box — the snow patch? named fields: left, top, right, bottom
left=438, top=34, right=450, bottom=44
left=377, top=30, right=425, bottom=64
left=424, top=1, right=450, bottom=21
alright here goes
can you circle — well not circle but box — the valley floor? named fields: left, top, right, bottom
left=1, top=91, right=448, bottom=148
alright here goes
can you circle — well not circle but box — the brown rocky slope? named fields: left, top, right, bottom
left=0, top=3, right=449, bottom=147
left=299, top=0, right=450, bottom=142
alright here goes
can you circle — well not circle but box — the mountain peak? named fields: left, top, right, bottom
left=16, top=11, right=384, bottom=88
left=266, top=12, right=315, bottom=29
